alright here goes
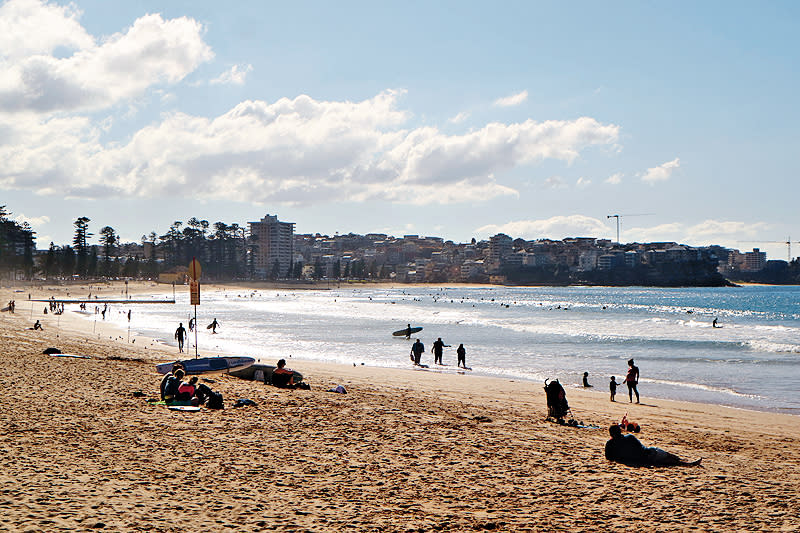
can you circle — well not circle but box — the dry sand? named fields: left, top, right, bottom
left=1, top=282, right=799, bottom=532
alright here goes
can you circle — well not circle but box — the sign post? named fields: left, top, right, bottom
left=188, top=258, right=201, bottom=359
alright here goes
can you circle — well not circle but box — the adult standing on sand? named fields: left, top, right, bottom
left=175, top=322, right=187, bottom=353
left=624, top=358, right=640, bottom=404
left=456, top=343, right=466, bottom=368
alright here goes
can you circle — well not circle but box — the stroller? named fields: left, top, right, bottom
left=544, top=379, right=571, bottom=421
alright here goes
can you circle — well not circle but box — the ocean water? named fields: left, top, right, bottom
left=89, top=284, right=800, bottom=414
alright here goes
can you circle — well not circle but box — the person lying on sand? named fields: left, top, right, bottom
left=605, top=424, right=701, bottom=466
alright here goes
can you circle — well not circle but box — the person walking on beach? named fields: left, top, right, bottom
left=456, top=343, right=466, bottom=368
left=432, top=337, right=446, bottom=365
left=410, top=339, right=425, bottom=366
left=624, top=359, right=640, bottom=404
left=404, top=323, right=412, bottom=340
left=175, top=322, right=187, bottom=353
left=610, top=376, right=617, bottom=402
left=209, top=318, right=219, bottom=334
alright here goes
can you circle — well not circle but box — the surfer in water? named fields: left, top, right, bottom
left=712, top=317, right=721, bottom=328
left=175, top=322, right=187, bottom=353
left=410, top=339, right=425, bottom=365
left=432, top=337, right=446, bottom=365
left=456, top=344, right=466, bottom=368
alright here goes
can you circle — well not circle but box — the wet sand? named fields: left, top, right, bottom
left=1, top=283, right=799, bottom=531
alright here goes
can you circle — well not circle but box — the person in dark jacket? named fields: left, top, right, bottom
left=605, top=424, right=701, bottom=466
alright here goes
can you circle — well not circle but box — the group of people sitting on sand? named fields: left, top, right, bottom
left=160, top=363, right=224, bottom=409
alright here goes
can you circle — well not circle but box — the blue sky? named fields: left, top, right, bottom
left=1, top=0, right=798, bottom=260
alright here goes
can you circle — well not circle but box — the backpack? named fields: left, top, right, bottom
left=206, top=391, right=224, bottom=410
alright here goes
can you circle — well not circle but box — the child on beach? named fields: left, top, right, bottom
left=610, top=376, right=617, bottom=402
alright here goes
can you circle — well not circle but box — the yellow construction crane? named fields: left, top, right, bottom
left=737, top=238, right=800, bottom=262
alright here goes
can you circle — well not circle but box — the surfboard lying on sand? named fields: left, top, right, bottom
left=50, top=353, right=90, bottom=359
left=168, top=405, right=201, bottom=412
left=392, top=326, right=423, bottom=337
left=155, top=356, right=254, bottom=376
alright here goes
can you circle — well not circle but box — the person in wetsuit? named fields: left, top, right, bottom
left=456, top=344, right=466, bottom=368
left=432, top=337, right=446, bottom=365
left=410, top=339, right=425, bottom=366
left=175, top=322, right=187, bottom=353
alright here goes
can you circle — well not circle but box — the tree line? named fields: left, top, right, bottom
left=0, top=209, right=262, bottom=281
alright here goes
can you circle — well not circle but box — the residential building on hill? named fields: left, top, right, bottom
left=248, top=214, right=295, bottom=277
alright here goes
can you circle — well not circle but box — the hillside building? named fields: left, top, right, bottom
left=248, top=214, right=295, bottom=277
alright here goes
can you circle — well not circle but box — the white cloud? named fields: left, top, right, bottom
left=622, top=219, right=772, bottom=248
left=543, top=176, right=568, bottom=189
left=0, top=89, right=619, bottom=206
left=0, top=4, right=213, bottom=113
left=576, top=177, right=591, bottom=188
left=474, top=217, right=776, bottom=249
left=641, top=158, right=680, bottom=184
left=0, top=0, right=93, bottom=60
left=0, top=3, right=620, bottom=208
left=476, top=215, right=609, bottom=240
left=493, top=90, right=528, bottom=107
left=605, top=172, right=622, bottom=185
left=210, top=63, right=253, bottom=85
left=14, top=213, right=50, bottom=227
left=448, top=111, right=470, bottom=124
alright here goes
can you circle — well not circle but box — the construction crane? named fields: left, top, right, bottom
left=606, top=214, right=654, bottom=244
left=737, top=238, right=800, bottom=262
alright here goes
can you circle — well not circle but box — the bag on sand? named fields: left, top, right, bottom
left=206, top=391, right=224, bottom=410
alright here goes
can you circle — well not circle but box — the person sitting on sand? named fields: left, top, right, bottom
left=582, top=371, right=592, bottom=387
left=271, top=359, right=298, bottom=389
left=32, top=320, right=43, bottom=331
left=163, top=369, right=185, bottom=404
left=160, top=363, right=185, bottom=401
left=605, top=424, right=701, bottom=466
left=177, top=376, right=198, bottom=402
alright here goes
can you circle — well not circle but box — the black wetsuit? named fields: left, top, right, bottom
left=432, top=339, right=445, bottom=365
left=411, top=341, right=425, bottom=365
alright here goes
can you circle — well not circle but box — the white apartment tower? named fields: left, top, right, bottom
left=248, top=214, right=295, bottom=277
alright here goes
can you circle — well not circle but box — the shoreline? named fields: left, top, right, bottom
left=2, top=282, right=800, bottom=530
left=4, top=280, right=796, bottom=417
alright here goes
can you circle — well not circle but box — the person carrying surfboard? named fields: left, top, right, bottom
left=208, top=318, right=219, bottom=334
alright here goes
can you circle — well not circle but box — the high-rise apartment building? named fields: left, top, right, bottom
left=248, top=214, right=295, bottom=277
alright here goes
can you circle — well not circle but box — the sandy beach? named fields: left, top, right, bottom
left=1, top=282, right=799, bottom=531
